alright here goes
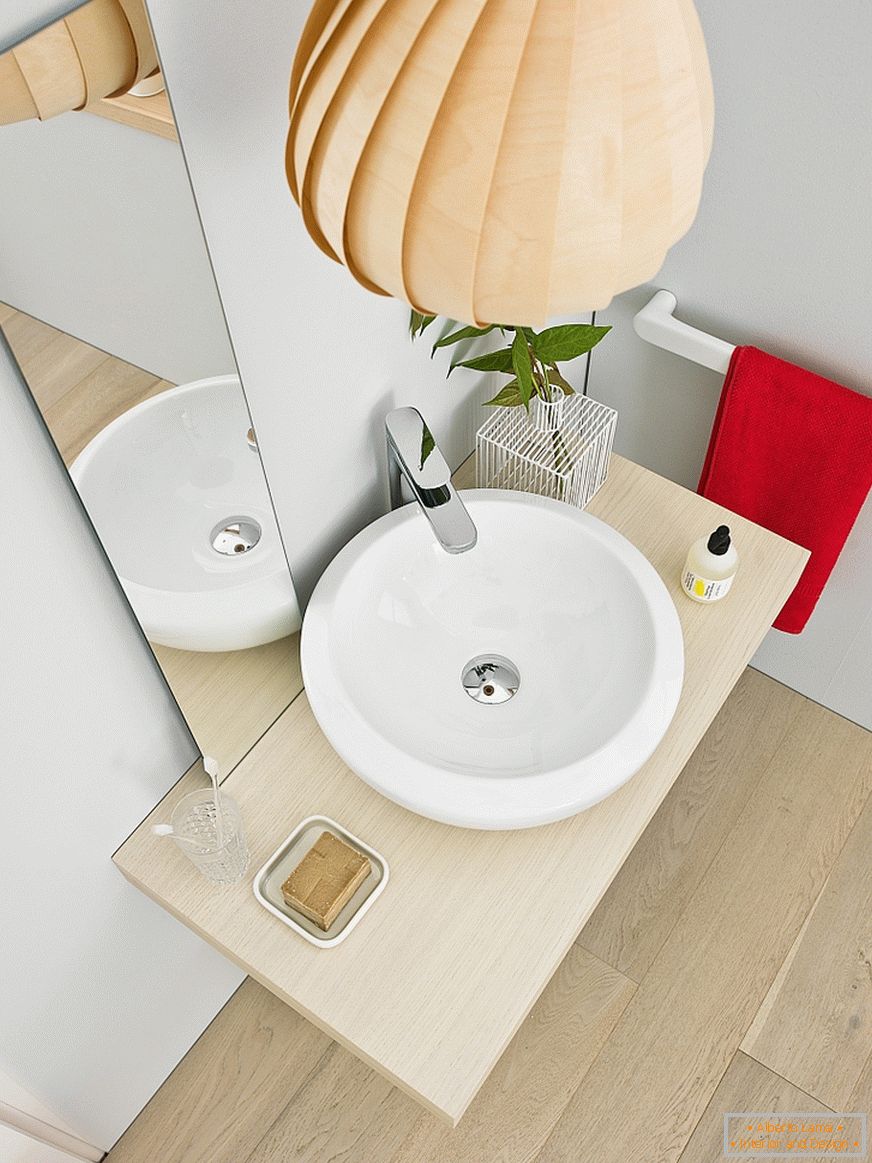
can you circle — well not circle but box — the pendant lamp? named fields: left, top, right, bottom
left=287, top=0, right=713, bottom=327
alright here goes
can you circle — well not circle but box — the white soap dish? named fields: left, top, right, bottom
left=252, top=816, right=389, bottom=948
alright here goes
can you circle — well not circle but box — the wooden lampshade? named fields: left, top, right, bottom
left=287, top=0, right=713, bottom=327
left=0, top=0, right=158, bottom=127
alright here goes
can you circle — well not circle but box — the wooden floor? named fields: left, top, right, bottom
left=0, top=304, right=302, bottom=775
left=105, top=667, right=872, bottom=1162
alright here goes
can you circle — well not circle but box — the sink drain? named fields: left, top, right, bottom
left=210, top=516, right=262, bottom=556
left=461, top=655, right=520, bottom=704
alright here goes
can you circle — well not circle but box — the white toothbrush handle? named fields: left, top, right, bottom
left=203, top=755, right=224, bottom=847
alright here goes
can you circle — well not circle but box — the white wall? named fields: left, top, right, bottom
left=0, top=334, right=244, bottom=1150
left=0, top=6, right=244, bottom=1149
left=2, top=0, right=77, bottom=44
left=0, top=110, right=235, bottom=383
left=147, top=0, right=494, bottom=603
left=590, top=0, right=872, bottom=729
left=0, top=1123, right=92, bottom=1163
left=0, top=1066, right=101, bottom=1159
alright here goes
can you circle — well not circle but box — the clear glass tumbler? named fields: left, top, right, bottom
left=169, top=788, right=250, bottom=884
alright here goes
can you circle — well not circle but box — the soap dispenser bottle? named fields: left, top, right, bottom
left=681, top=525, right=738, bottom=603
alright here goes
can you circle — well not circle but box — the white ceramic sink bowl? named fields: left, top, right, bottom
left=302, top=490, right=684, bottom=829
left=71, top=375, right=300, bottom=652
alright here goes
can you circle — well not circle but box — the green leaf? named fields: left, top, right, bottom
left=449, top=347, right=515, bottom=376
left=511, top=330, right=534, bottom=406
left=546, top=366, right=576, bottom=396
left=420, top=423, right=435, bottom=470
left=533, top=323, right=611, bottom=363
left=431, top=323, right=496, bottom=355
left=409, top=310, right=436, bottom=339
left=483, top=380, right=526, bottom=407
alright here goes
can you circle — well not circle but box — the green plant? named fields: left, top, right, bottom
left=410, top=312, right=610, bottom=409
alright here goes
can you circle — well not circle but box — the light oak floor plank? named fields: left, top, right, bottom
left=2, top=306, right=154, bottom=425
left=2, top=308, right=109, bottom=410
left=245, top=1043, right=411, bottom=1163
left=679, top=1051, right=832, bottom=1163
left=44, top=361, right=166, bottom=465
left=245, top=945, right=634, bottom=1163
left=741, top=782, right=872, bottom=1110
left=536, top=696, right=872, bottom=1163
left=844, top=1046, right=872, bottom=1114
left=106, top=979, right=333, bottom=1163
left=1, top=305, right=63, bottom=364
left=579, top=666, right=801, bottom=981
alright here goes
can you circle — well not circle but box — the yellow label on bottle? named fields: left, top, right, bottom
left=682, top=569, right=734, bottom=603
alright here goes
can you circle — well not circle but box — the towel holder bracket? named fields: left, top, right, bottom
left=633, top=290, right=735, bottom=375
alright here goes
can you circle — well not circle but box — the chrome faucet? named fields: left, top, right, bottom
left=385, top=407, right=477, bottom=554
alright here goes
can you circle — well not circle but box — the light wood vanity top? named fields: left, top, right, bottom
left=114, top=454, right=808, bottom=1125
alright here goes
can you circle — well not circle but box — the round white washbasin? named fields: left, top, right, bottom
left=71, top=374, right=300, bottom=652
left=302, top=490, right=684, bottom=829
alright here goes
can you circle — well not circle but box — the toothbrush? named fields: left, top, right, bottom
left=203, top=755, right=225, bottom=849
left=151, top=823, right=198, bottom=845
left=151, top=755, right=225, bottom=847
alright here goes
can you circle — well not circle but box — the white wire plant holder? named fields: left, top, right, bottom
left=476, top=391, right=617, bottom=509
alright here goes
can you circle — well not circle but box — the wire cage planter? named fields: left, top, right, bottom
left=476, top=392, right=617, bottom=509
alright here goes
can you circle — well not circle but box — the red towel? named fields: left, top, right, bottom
left=698, top=346, right=872, bottom=633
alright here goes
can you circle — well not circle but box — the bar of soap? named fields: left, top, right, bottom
left=281, top=831, right=370, bottom=931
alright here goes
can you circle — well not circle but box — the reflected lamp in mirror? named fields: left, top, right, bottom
left=286, top=0, right=714, bottom=326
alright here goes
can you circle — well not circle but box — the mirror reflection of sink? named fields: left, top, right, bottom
left=71, top=374, right=300, bottom=652
left=302, top=490, right=684, bottom=829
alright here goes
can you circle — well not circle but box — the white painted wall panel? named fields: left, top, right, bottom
left=0, top=111, right=235, bottom=383
left=0, top=333, right=244, bottom=1150
left=146, top=0, right=493, bottom=603
left=0, top=1123, right=90, bottom=1163
left=0, top=6, right=243, bottom=1148
left=589, top=0, right=872, bottom=728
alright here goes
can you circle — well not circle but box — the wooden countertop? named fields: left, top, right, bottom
left=114, top=454, right=808, bottom=1125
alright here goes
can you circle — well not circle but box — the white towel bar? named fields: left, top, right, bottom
left=633, top=290, right=735, bottom=375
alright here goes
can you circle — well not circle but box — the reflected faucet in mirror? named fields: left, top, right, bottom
left=385, top=407, right=477, bottom=555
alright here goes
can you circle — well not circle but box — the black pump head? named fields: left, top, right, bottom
left=707, top=525, right=731, bottom=555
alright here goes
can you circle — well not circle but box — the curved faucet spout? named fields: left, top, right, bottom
left=385, top=407, right=477, bottom=554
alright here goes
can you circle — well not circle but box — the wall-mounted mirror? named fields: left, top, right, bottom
left=0, top=1, right=303, bottom=778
